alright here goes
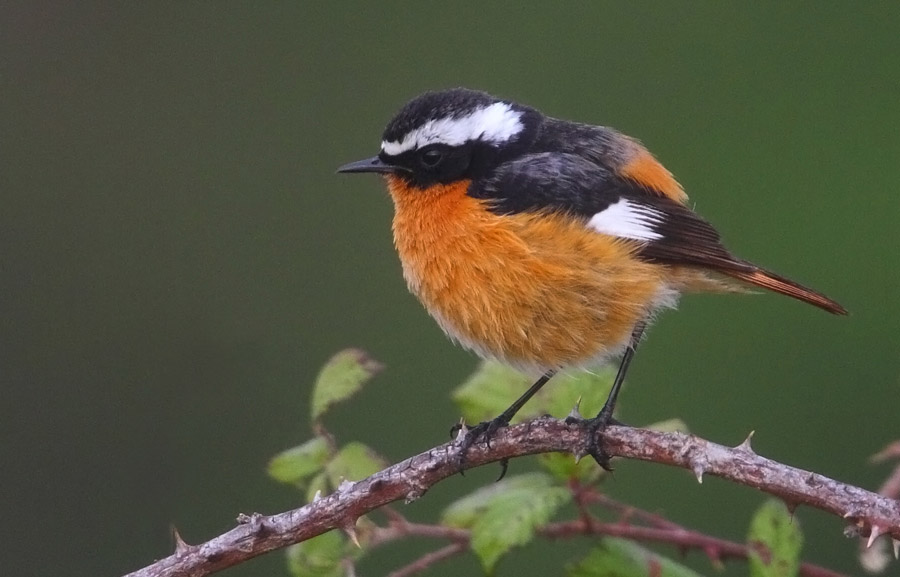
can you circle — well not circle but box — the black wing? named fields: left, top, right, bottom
left=469, top=152, right=753, bottom=274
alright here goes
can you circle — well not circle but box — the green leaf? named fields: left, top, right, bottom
left=441, top=473, right=570, bottom=572
left=311, top=349, right=384, bottom=422
left=645, top=418, right=690, bottom=434
left=325, top=442, right=387, bottom=485
left=442, top=473, right=554, bottom=528
left=472, top=484, right=570, bottom=572
left=452, top=361, right=531, bottom=424
left=452, top=362, right=620, bottom=427
left=537, top=451, right=603, bottom=483
left=567, top=538, right=707, bottom=577
left=268, top=437, right=331, bottom=486
left=286, top=530, right=345, bottom=577
left=747, top=500, right=803, bottom=577
left=536, top=368, right=615, bottom=420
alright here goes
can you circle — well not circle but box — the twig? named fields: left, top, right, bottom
left=124, top=418, right=900, bottom=577
left=370, top=507, right=847, bottom=577
left=877, top=464, right=900, bottom=501
left=577, top=488, right=681, bottom=530
left=541, top=519, right=846, bottom=577
left=366, top=520, right=468, bottom=548
left=386, top=542, right=467, bottom=577
left=858, top=443, right=900, bottom=572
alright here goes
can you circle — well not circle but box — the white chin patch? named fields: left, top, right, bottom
left=381, top=102, right=523, bottom=156
left=587, top=199, right=664, bottom=241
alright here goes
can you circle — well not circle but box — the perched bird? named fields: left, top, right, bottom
left=338, top=88, right=845, bottom=466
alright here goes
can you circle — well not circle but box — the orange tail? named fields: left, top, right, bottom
left=725, top=266, right=847, bottom=315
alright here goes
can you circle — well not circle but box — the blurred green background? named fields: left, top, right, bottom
left=3, top=3, right=899, bottom=576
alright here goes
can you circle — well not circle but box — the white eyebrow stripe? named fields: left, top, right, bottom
left=381, top=102, right=523, bottom=156
left=587, top=199, right=665, bottom=241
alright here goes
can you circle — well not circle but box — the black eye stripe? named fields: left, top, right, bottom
left=421, top=149, right=443, bottom=164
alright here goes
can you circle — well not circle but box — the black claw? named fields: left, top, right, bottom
left=496, top=458, right=509, bottom=482
left=571, top=410, right=628, bottom=471
left=586, top=418, right=613, bottom=471
left=449, top=422, right=463, bottom=439
left=588, top=444, right=614, bottom=471
left=453, top=416, right=511, bottom=475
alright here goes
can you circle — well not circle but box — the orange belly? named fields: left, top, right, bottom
left=386, top=176, right=676, bottom=372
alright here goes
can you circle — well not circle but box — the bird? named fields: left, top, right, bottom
left=337, top=87, right=846, bottom=467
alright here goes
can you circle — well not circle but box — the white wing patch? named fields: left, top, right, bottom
left=587, top=199, right=664, bottom=241
left=381, top=102, right=523, bottom=156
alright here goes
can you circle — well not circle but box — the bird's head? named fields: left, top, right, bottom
left=338, top=88, right=541, bottom=188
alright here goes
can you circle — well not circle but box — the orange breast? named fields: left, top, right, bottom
left=385, top=176, right=673, bottom=372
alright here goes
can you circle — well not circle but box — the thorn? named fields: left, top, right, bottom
left=842, top=510, right=855, bottom=519
left=736, top=430, right=755, bottom=453
left=892, top=538, right=899, bottom=560
left=454, top=419, right=468, bottom=444
left=868, top=525, right=883, bottom=549
left=573, top=449, right=584, bottom=464
left=783, top=500, right=798, bottom=517
left=338, top=478, right=355, bottom=492
left=567, top=397, right=584, bottom=421
left=691, top=460, right=706, bottom=484
left=342, top=519, right=361, bottom=548
left=172, top=526, right=191, bottom=555
left=312, top=490, right=323, bottom=502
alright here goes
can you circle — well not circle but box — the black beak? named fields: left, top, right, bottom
left=336, top=156, right=399, bottom=175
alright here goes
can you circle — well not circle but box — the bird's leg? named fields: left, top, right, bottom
left=453, top=370, right=557, bottom=477
left=569, top=322, right=646, bottom=470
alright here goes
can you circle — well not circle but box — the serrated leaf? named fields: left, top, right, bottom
left=325, top=442, right=387, bottom=485
left=268, top=437, right=331, bottom=485
left=311, top=349, right=384, bottom=422
left=286, top=530, right=345, bottom=577
left=443, top=473, right=570, bottom=572
left=452, top=361, right=531, bottom=424
left=747, top=500, right=803, bottom=577
left=471, top=485, right=570, bottom=572
left=442, top=473, right=555, bottom=528
left=567, top=538, right=706, bottom=577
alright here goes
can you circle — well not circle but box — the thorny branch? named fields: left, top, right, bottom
left=859, top=440, right=900, bottom=572
left=365, top=488, right=847, bottom=577
left=124, top=418, right=900, bottom=577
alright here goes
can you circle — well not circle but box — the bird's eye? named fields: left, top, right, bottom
left=418, top=148, right=444, bottom=168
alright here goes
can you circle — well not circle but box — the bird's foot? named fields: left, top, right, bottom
left=565, top=406, right=623, bottom=471
left=450, top=415, right=512, bottom=480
